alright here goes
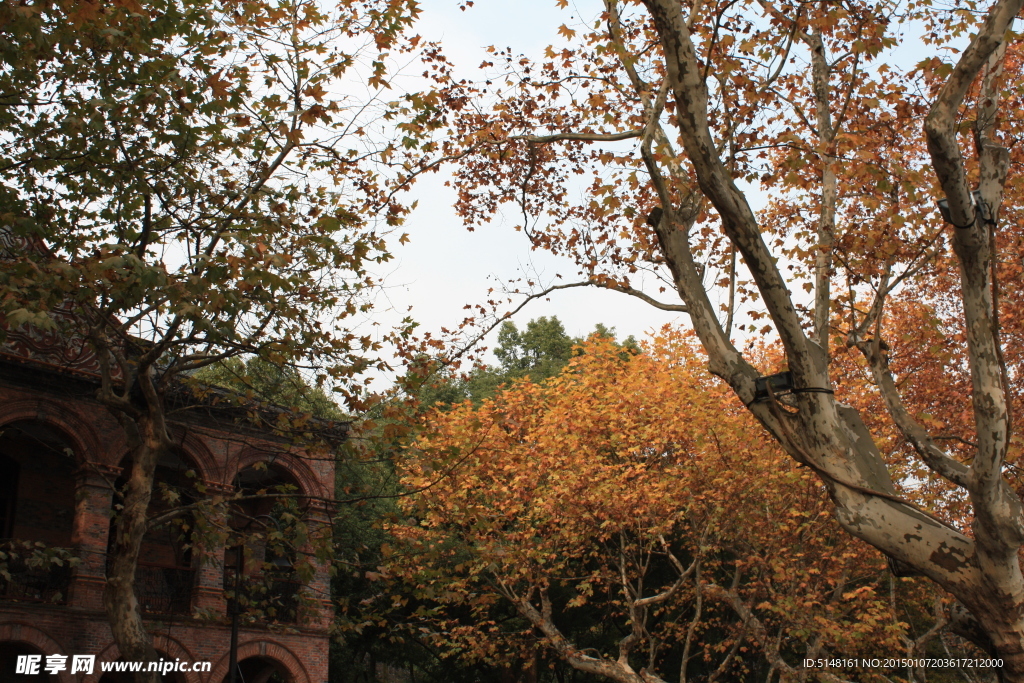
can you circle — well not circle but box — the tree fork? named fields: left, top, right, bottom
left=640, top=0, right=1024, bottom=676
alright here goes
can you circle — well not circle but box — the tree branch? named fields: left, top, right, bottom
left=854, top=337, right=970, bottom=487
left=513, top=129, right=642, bottom=144
left=641, top=0, right=817, bottom=385
left=924, top=0, right=1023, bottom=559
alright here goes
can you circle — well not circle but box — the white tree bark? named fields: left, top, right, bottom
left=636, top=0, right=1024, bottom=677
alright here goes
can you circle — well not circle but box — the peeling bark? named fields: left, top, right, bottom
left=807, top=29, right=837, bottom=351
left=103, top=417, right=163, bottom=683
left=92, top=329, right=167, bottom=683
left=635, top=0, right=1024, bottom=677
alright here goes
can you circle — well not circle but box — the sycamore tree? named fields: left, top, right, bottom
left=0, top=0, right=432, bottom=675
left=392, top=333, right=956, bottom=683
left=425, top=0, right=1024, bottom=677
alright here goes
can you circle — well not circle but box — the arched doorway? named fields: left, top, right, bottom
left=0, top=420, right=78, bottom=603
left=0, top=641, right=58, bottom=682
left=223, top=655, right=290, bottom=683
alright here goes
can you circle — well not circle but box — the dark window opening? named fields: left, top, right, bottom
left=222, top=655, right=291, bottom=683
left=107, top=449, right=199, bottom=615
left=0, top=421, right=77, bottom=604
left=0, top=642, right=59, bottom=682
left=0, top=454, right=20, bottom=539
left=224, top=462, right=303, bottom=624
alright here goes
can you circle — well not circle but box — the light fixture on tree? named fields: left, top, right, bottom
left=936, top=190, right=992, bottom=228
left=886, top=553, right=924, bottom=578
left=752, top=371, right=794, bottom=403
left=750, top=371, right=835, bottom=405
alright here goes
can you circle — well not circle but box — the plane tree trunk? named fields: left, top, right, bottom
left=637, top=0, right=1024, bottom=677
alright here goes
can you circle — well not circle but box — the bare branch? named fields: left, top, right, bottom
left=642, top=0, right=816, bottom=381
left=513, top=129, right=642, bottom=144
left=926, top=0, right=1021, bottom=229
left=854, top=338, right=970, bottom=487
left=512, top=586, right=667, bottom=683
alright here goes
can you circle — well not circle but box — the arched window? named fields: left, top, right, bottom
left=224, top=462, right=304, bottom=624
left=224, top=655, right=291, bottom=683
left=0, top=421, right=76, bottom=545
left=0, top=421, right=77, bottom=604
left=232, top=462, right=304, bottom=520
left=108, top=448, right=200, bottom=615
left=0, top=642, right=59, bottom=682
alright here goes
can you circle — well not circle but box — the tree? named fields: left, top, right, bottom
left=0, top=0, right=427, bottom=675
left=194, top=357, right=345, bottom=421
left=462, top=316, right=578, bottom=402
left=492, top=316, right=574, bottom=379
left=391, top=333, right=956, bottom=683
left=419, top=316, right=639, bottom=406
left=431, top=0, right=1024, bottom=676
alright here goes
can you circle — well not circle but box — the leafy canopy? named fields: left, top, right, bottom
left=387, top=331, right=950, bottom=682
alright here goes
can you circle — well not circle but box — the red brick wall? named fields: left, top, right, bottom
left=0, top=372, right=335, bottom=683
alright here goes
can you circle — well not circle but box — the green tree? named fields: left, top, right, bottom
left=0, top=0, right=428, bottom=675
left=194, top=357, right=345, bottom=421
left=421, top=316, right=638, bottom=407
left=493, top=316, right=574, bottom=381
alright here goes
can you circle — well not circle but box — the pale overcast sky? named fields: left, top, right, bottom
left=367, top=0, right=956, bottom=375
left=378, top=0, right=687, bottom=363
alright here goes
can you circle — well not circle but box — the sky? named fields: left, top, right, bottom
left=372, top=0, right=689, bottom=364
left=362, top=0, right=964, bottom=376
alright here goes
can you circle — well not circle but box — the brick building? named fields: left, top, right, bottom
left=0, top=315, right=338, bottom=683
